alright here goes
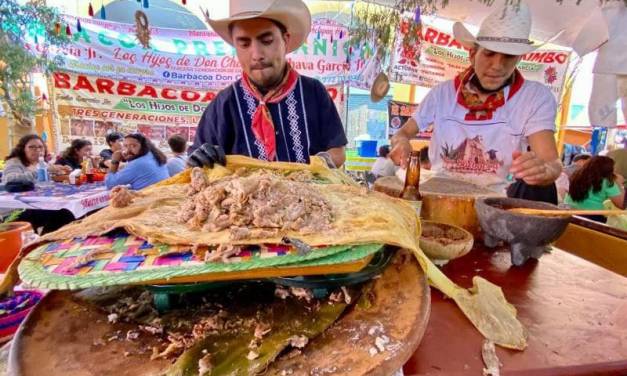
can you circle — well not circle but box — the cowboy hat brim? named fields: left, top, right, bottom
left=370, top=72, right=390, bottom=103
left=208, top=0, right=311, bottom=53
left=453, top=22, right=539, bottom=56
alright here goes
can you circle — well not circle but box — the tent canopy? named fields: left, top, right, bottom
left=364, top=0, right=608, bottom=54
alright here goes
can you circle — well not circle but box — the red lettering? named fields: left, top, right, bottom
left=73, top=75, right=96, bottom=93
left=544, top=52, right=555, bottom=63
left=53, top=72, right=71, bottom=89
left=436, top=32, right=450, bottom=46
left=181, top=90, right=200, bottom=102
left=326, top=87, right=337, bottom=100
left=117, top=81, right=136, bottom=96
left=162, top=88, right=177, bottom=100
left=556, top=53, right=567, bottom=64
left=137, top=85, right=158, bottom=98
left=200, top=92, right=215, bottom=102
left=449, top=39, right=464, bottom=50
left=423, top=28, right=438, bottom=44
left=95, top=78, right=114, bottom=94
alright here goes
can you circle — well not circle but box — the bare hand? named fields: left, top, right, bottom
left=390, top=135, right=412, bottom=168
left=510, top=150, right=552, bottom=186
left=615, top=173, right=625, bottom=186
left=111, top=151, right=123, bottom=163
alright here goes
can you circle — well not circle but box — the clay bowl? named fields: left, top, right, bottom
left=419, top=220, right=474, bottom=263
left=474, top=197, right=570, bottom=266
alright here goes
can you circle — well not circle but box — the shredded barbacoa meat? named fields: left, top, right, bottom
left=178, top=168, right=333, bottom=240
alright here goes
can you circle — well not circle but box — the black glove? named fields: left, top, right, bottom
left=187, top=144, right=226, bottom=168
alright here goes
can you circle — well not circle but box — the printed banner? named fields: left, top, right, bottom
left=26, top=16, right=352, bottom=90
left=388, top=100, right=432, bottom=140
left=389, top=22, right=571, bottom=99
left=51, top=72, right=345, bottom=150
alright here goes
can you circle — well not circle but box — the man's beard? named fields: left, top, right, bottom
left=249, top=64, right=288, bottom=94
left=125, top=152, right=138, bottom=161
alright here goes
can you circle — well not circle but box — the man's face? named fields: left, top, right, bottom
left=123, top=137, right=142, bottom=160
left=231, top=18, right=290, bottom=89
left=469, top=47, right=521, bottom=91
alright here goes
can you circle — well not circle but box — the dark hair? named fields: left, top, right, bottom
left=6, top=134, right=47, bottom=166
left=167, top=134, right=187, bottom=154
left=105, top=132, right=124, bottom=146
left=568, top=156, right=616, bottom=202
left=378, top=145, right=390, bottom=158
left=62, top=139, right=92, bottom=163
left=125, top=133, right=167, bottom=166
left=572, top=154, right=591, bottom=164
left=228, top=18, right=288, bottom=35
left=419, top=147, right=429, bottom=163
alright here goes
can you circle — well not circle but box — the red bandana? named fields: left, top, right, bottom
left=241, top=65, right=299, bottom=161
left=454, top=67, right=524, bottom=121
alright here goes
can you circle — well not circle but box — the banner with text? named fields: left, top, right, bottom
left=389, top=22, right=571, bottom=99
left=26, top=16, right=358, bottom=90
left=51, top=72, right=345, bottom=150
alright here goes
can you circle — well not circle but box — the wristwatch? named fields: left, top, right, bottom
left=110, top=159, right=120, bottom=165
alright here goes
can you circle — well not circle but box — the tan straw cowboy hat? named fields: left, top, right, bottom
left=453, top=2, right=551, bottom=56
left=207, top=0, right=311, bottom=53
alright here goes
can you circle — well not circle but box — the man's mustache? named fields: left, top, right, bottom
left=251, top=63, right=272, bottom=70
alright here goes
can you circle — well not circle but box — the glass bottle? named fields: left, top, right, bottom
left=401, top=150, right=422, bottom=201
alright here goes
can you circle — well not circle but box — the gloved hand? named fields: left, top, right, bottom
left=187, top=144, right=226, bottom=168
left=315, top=151, right=336, bottom=169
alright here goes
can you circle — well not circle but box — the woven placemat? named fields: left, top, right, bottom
left=18, top=232, right=383, bottom=289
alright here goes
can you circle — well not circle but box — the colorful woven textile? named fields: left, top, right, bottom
left=18, top=231, right=382, bottom=289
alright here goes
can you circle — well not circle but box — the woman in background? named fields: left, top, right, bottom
left=56, top=139, right=95, bottom=170
left=565, top=156, right=625, bottom=223
left=2, top=135, right=73, bottom=233
left=2, top=134, right=70, bottom=184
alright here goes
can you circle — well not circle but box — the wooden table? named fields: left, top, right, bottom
left=403, top=246, right=627, bottom=376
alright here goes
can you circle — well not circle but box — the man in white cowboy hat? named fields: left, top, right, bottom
left=188, top=0, right=347, bottom=168
left=390, top=2, right=563, bottom=202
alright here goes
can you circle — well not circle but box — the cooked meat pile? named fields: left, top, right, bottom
left=177, top=168, right=334, bottom=240
left=422, top=224, right=468, bottom=245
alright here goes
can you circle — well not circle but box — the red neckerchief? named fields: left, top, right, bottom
left=454, top=67, right=524, bottom=121
left=241, top=65, right=299, bottom=161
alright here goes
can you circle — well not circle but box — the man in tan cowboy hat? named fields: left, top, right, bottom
left=188, top=0, right=347, bottom=168
left=390, top=2, right=563, bottom=203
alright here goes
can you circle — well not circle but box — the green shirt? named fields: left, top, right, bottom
left=565, top=178, right=621, bottom=210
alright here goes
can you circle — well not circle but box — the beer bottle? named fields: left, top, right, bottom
left=401, top=150, right=422, bottom=201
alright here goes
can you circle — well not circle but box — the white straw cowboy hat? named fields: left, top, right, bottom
left=453, top=2, right=544, bottom=56
left=208, top=0, right=311, bottom=53
left=370, top=72, right=390, bottom=102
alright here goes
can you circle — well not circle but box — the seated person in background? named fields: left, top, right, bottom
left=56, top=139, right=94, bottom=171
left=557, top=153, right=591, bottom=203
left=166, top=134, right=188, bottom=177
left=99, top=132, right=124, bottom=169
left=371, top=145, right=396, bottom=177
left=105, top=133, right=169, bottom=190
left=564, top=153, right=591, bottom=177
left=565, top=156, right=625, bottom=223
left=2, top=134, right=70, bottom=184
